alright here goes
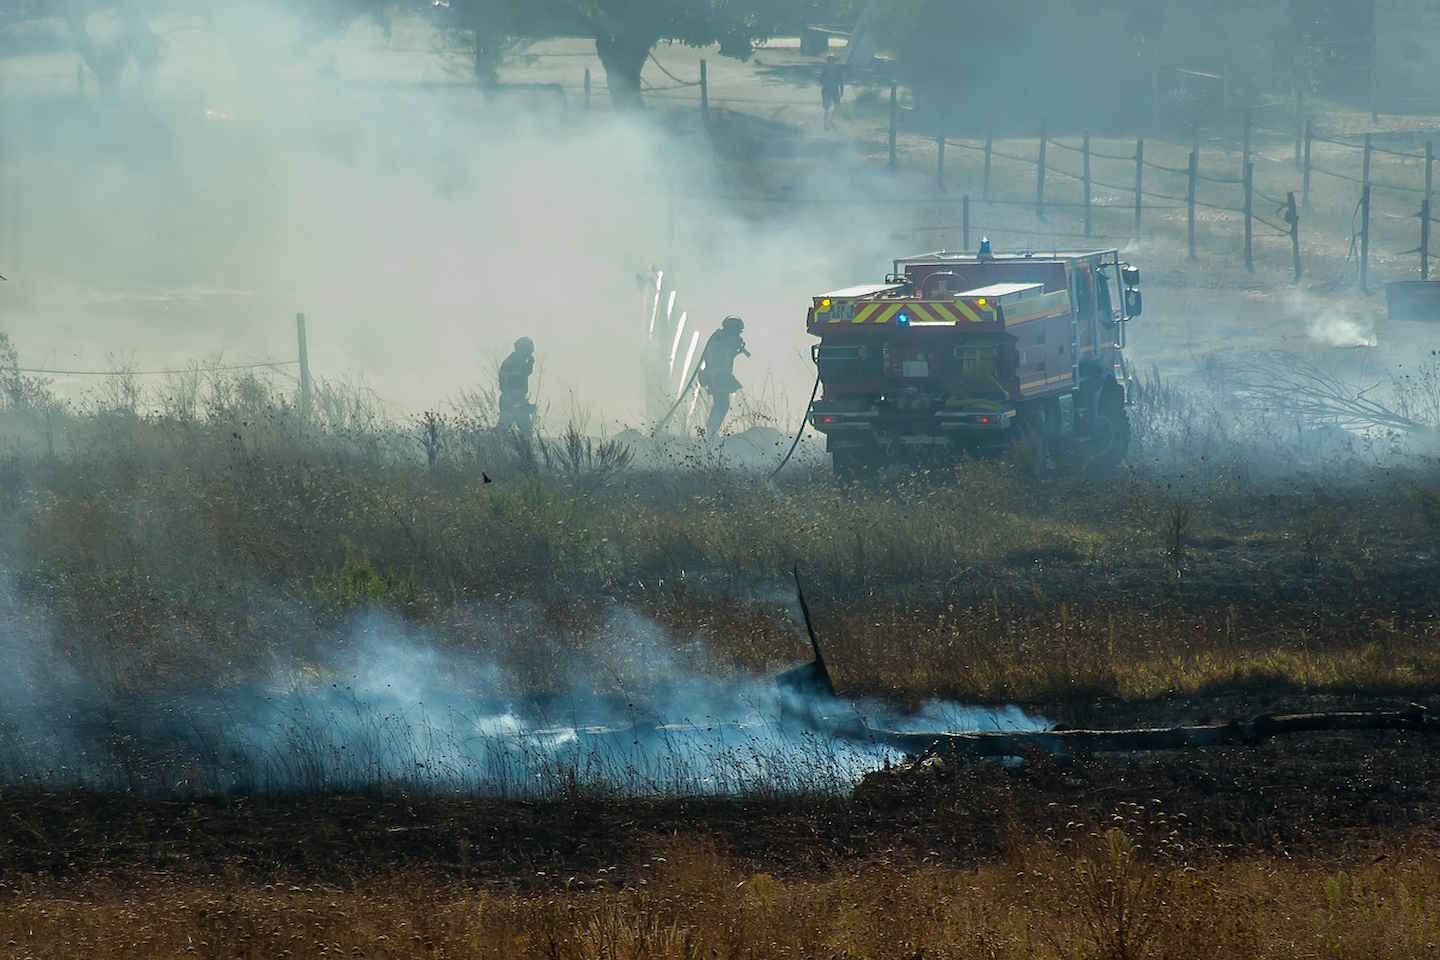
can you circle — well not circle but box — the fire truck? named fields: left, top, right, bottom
left=806, top=245, right=1141, bottom=476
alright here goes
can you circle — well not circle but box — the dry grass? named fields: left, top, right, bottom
left=2, top=362, right=1439, bottom=804
left=4, top=830, right=1438, bottom=960
left=2, top=361, right=1439, bottom=708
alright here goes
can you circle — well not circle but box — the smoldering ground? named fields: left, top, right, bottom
left=0, top=578, right=1044, bottom=797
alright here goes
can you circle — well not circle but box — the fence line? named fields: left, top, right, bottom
left=646, top=52, right=703, bottom=87
left=15, top=360, right=299, bottom=377
left=602, top=63, right=1436, bottom=287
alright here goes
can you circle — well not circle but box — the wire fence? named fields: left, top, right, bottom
left=14, top=360, right=299, bottom=377
left=1297, top=122, right=1438, bottom=284
left=5, top=319, right=315, bottom=412
left=608, top=50, right=1440, bottom=288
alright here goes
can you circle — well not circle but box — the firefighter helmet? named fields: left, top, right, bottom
left=514, top=336, right=534, bottom=355
left=722, top=316, right=744, bottom=333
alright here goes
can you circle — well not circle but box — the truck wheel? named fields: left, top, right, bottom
left=1088, top=383, right=1130, bottom=472
left=831, top=448, right=871, bottom=480
left=1013, top=420, right=1050, bottom=481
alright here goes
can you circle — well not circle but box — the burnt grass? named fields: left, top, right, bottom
left=4, top=706, right=1437, bottom=889
left=1, top=391, right=1440, bottom=887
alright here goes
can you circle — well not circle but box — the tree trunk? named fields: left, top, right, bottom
left=595, top=31, right=655, bottom=110
left=473, top=27, right=505, bottom=89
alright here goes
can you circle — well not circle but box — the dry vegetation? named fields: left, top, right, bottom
left=5, top=832, right=1440, bottom=960
left=2, top=341, right=1440, bottom=954
left=1, top=344, right=1439, bottom=707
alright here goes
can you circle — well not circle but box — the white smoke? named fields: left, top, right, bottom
left=0, top=578, right=1045, bottom=797
left=1288, top=290, right=1378, bottom=348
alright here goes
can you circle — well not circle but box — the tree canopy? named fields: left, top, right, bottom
left=871, top=0, right=1306, bottom=133
left=433, top=0, right=823, bottom=106
left=6, top=0, right=842, bottom=107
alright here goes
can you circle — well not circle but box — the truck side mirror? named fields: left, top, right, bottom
left=1124, top=288, right=1142, bottom=318
left=1122, top=265, right=1141, bottom=287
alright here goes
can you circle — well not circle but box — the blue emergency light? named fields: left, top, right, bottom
left=896, top=311, right=910, bottom=326
left=978, top=236, right=993, bottom=258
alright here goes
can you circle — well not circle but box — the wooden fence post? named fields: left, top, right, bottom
left=1134, top=137, right=1144, bottom=238
left=1294, top=87, right=1304, bottom=168
left=936, top=129, right=946, bottom=192
left=1288, top=192, right=1301, bottom=282
left=1361, top=133, right=1372, bottom=291
left=1187, top=148, right=1198, bottom=260
left=1243, top=160, right=1254, bottom=272
left=1083, top=132, right=1092, bottom=238
left=963, top=194, right=970, bottom=251
left=888, top=84, right=897, bottom=171
left=1303, top=118, right=1313, bottom=208
left=1368, top=0, right=1378, bottom=122
left=1036, top=121, right=1047, bottom=219
left=1243, top=107, right=1252, bottom=175
left=296, top=313, right=312, bottom=427
left=1360, top=184, right=1372, bottom=292
left=699, top=59, right=708, bottom=120
left=584, top=68, right=591, bottom=110
left=1423, top=140, right=1433, bottom=281
left=10, top=168, right=19, bottom=278
left=983, top=132, right=992, bottom=201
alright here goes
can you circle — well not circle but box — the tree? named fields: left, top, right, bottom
left=573, top=0, right=782, bottom=109
left=438, top=0, right=816, bottom=107
left=2, top=1, right=168, bottom=98
left=0, top=332, right=52, bottom=413
left=426, top=0, right=544, bottom=88
left=871, top=0, right=1295, bottom=133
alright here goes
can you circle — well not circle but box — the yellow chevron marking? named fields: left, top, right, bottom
left=952, top=299, right=984, bottom=323
left=872, top=304, right=903, bottom=324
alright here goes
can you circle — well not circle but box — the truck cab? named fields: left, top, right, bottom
left=807, top=248, right=1140, bottom=476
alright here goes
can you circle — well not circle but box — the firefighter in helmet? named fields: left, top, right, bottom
left=498, top=336, right=536, bottom=436
left=698, top=316, right=749, bottom=441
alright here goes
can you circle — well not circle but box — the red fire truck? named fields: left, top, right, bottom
left=806, top=245, right=1141, bottom=476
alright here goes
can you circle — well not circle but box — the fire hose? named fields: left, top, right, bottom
left=655, top=345, right=821, bottom=480
left=767, top=364, right=821, bottom=479
left=654, top=359, right=706, bottom=433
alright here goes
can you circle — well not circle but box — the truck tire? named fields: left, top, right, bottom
left=1013, top=418, right=1050, bottom=481
left=831, top=447, right=873, bottom=480
left=1088, top=382, right=1130, bottom=472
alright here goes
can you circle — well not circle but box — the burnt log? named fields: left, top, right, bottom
left=856, top=705, right=1434, bottom=760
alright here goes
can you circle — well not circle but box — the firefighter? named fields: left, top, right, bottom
left=699, top=316, right=749, bottom=441
left=819, top=54, right=844, bottom=130
left=497, top=336, right=536, bottom=436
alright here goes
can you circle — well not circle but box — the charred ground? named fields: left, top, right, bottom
left=1, top=358, right=1439, bottom=899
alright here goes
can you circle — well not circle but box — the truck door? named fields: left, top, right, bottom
left=1073, top=264, right=1095, bottom=354
left=1095, top=267, right=1117, bottom=351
